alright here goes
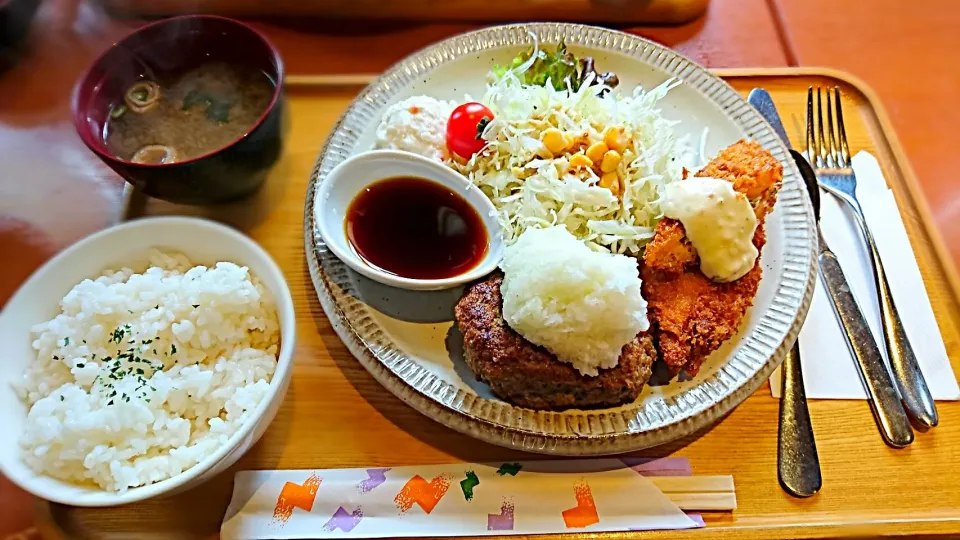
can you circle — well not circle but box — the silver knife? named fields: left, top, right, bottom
left=748, top=89, right=822, bottom=498
left=749, top=88, right=913, bottom=448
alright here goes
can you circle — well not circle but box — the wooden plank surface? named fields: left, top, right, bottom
left=246, top=0, right=788, bottom=75
left=771, top=0, right=960, bottom=281
left=33, top=69, right=960, bottom=539
left=0, top=3, right=790, bottom=537
left=98, top=0, right=709, bottom=24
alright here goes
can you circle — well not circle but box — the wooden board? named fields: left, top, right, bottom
left=95, top=0, right=708, bottom=24
left=34, top=68, right=960, bottom=539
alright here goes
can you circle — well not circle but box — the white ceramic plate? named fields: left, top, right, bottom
left=305, top=23, right=816, bottom=455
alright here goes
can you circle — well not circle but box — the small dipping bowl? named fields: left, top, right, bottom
left=72, top=15, right=285, bottom=205
left=315, top=150, right=503, bottom=291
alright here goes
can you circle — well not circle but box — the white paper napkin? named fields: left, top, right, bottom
left=220, top=460, right=699, bottom=539
left=770, top=151, right=960, bottom=400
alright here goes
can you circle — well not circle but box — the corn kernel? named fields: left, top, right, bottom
left=541, top=128, right=568, bottom=155
left=600, top=150, right=622, bottom=173
left=604, top=127, right=629, bottom=152
left=585, top=142, right=609, bottom=163
left=513, top=166, right=535, bottom=179
left=599, top=172, right=621, bottom=196
left=535, top=143, right=554, bottom=160
left=568, top=153, right=593, bottom=169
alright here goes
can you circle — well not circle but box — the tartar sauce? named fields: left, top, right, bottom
left=662, top=177, right=758, bottom=282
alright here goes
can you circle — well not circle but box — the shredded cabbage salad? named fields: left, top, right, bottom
left=448, top=44, right=696, bottom=255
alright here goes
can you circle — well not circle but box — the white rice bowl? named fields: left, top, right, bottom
left=0, top=216, right=295, bottom=506
left=15, top=249, right=280, bottom=493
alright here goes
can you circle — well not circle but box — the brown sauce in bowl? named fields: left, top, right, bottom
left=345, top=176, right=488, bottom=280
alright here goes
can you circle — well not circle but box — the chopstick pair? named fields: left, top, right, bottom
left=650, top=475, right=736, bottom=511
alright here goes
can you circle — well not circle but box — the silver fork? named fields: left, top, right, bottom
left=807, top=86, right=938, bottom=429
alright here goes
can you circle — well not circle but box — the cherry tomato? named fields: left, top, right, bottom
left=446, top=102, right=494, bottom=159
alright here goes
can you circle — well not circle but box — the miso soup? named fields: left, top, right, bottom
left=104, top=62, right=274, bottom=164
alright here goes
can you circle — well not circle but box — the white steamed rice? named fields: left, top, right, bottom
left=14, top=249, right=280, bottom=492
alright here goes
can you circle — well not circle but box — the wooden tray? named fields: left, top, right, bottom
left=35, top=68, right=960, bottom=539
left=95, top=0, right=708, bottom=25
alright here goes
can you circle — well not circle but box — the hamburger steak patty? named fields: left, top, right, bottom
left=454, top=273, right=655, bottom=410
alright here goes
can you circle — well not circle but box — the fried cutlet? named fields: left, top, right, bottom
left=642, top=139, right=782, bottom=377
left=454, top=273, right=656, bottom=410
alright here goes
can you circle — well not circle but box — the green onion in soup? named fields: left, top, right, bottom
left=124, top=81, right=161, bottom=113
left=131, top=145, right=178, bottom=165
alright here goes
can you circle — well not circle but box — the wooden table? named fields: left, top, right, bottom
left=772, top=0, right=960, bottom=266
left=2, top=0, right=960, bottom=538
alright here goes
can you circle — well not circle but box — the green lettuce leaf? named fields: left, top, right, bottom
left=493, top=40, right=579, bottom=91
left=491, top=40, right=618, bottom=92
